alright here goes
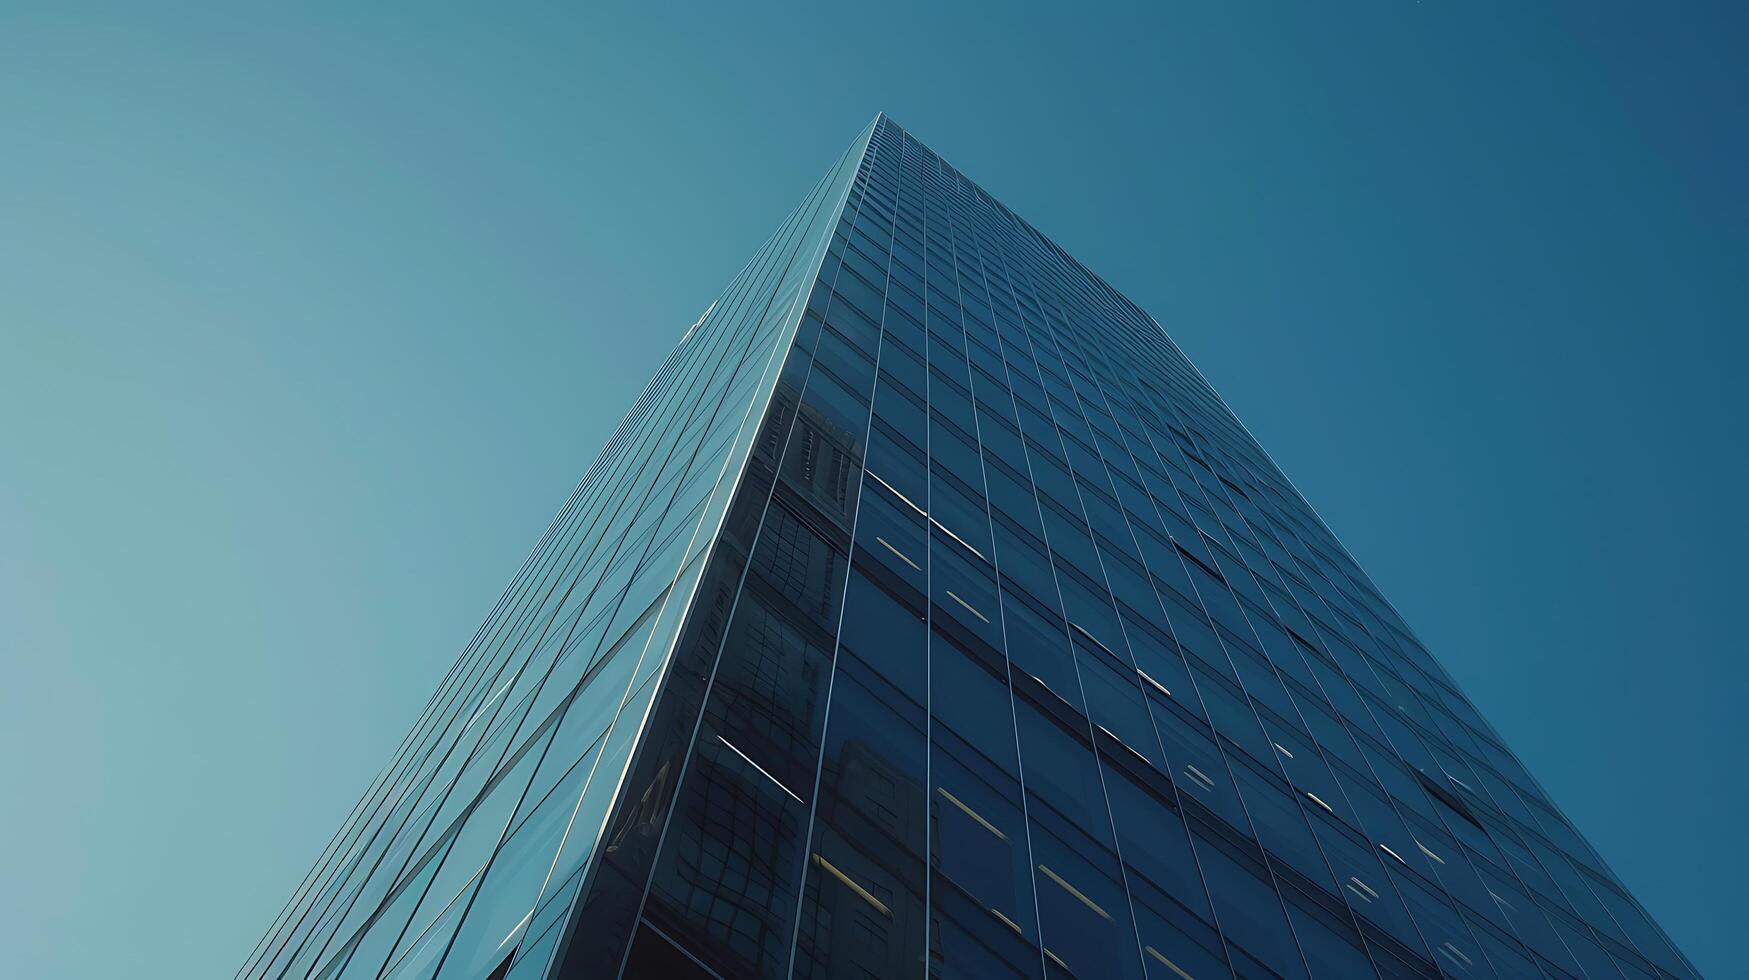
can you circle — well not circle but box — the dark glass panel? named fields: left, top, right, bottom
left=793, top=654, right=928, bottom=980
left=1187, top=822, right=1311, bottom=980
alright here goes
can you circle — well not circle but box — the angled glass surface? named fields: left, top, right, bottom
left=245, top=115, right=1699, bottom=980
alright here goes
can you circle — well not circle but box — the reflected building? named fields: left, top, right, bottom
left=241, top=115, right=1699, bottom=980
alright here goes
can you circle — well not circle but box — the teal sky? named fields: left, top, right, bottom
left=3, top=3, right=1742, bottom=977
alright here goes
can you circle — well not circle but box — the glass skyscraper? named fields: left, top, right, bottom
left=240, top=115, right=1698, bottom=980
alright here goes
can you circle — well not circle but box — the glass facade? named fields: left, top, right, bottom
left=242, top=115, right=1700, bottom=980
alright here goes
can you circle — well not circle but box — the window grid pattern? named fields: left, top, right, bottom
left=581, top=116, right=1697, bottom=980
left=246, top=113, right=1698, bottom=980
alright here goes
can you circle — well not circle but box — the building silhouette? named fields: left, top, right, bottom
left=240, top=115, right=1699, bottom=980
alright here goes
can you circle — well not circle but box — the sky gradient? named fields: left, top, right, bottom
left=2, top=3, right=1743, bottom=977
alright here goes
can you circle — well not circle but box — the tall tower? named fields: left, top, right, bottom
left=240, top=116, right=1698, bottom=980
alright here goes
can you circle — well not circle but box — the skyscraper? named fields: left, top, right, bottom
left=239, top=115, right=1697, bottom=980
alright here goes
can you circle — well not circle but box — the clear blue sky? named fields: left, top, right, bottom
left=2, top=3, right=1742, bottom=977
